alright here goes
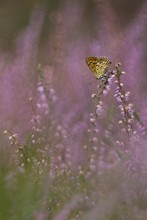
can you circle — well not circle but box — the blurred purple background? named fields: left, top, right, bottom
left=0, top=0, right=147, bottom=152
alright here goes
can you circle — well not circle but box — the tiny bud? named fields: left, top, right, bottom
left=91, top=94, right=97, bottom=98
left=112, top=70, right=116, bottom=74
left=121, top=71, right=126, bottom=75
left=106, top=84, right=110, bottom=91
left=87, top=129, right=92, bottom=133
left=126, top=92, right=130, bottom=96
left=90, top=118, right=96, bottom=123
left=79, top=170, right=84, bottom=175
left=103, top=89, right=108, bottom=95
left=3, top=130, right=8, bottom=134
left=115, top=62, right=121, bottom=67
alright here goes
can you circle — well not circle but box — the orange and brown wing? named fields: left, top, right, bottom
left=85, top=56, right=111, bottom=79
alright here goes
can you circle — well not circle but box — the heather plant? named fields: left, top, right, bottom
left=1, top=61, right=147, bottom=220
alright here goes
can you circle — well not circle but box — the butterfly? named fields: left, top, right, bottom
left=85, top=56, right=111, bottom=79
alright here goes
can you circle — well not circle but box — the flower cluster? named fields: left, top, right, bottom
left=2, top=60, right=147, bottom=220
left=114, top=63, right=145, bottom=136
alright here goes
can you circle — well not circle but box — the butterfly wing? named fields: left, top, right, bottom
left=85, top=56, right=111, bottom=79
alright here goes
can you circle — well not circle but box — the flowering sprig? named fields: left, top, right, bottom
left=86, top=58, right=147, bottom=175
left=36, top=63, right=57, bottom=106
left=36, top=64, right=68, bottom=173
left=114, top=63, right=145, bottom=136
left=86, top=71, right=114, bottom=175
left=91, top=71, right=114, bottom=120
left=3, top=130, right=28, bottom=167
left=113, top=63, right=135, bottom=135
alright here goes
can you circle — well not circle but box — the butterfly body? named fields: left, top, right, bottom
left=85, top=56, right=111, bottom=79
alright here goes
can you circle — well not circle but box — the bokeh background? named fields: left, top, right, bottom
left=0, top=0, right=147, bottom=161
left=1, top=1, right=147, bottom=219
